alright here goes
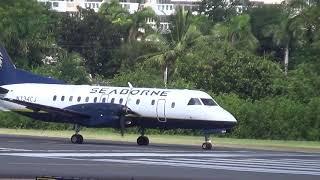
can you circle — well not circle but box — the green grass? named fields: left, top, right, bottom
left=0, top=128, right=319, bottom=152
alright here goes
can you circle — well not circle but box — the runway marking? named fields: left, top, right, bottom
left=136, top=158, right=320, bottom=172
left=90, top=158, right=320, bottom=176
left=1, top=150, right=319, bottom=176
left=9, top=162, right=105, bottom=166
left=192, top=158, right=320, bottom=167
left=0, top=152, right=298, bottom=158
left=0, top=148, right=32, bottom=152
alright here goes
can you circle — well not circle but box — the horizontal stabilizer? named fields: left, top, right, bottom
left=0, top=87, right=9, bottom=94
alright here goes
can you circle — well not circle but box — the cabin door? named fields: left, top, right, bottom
left=156, top=99, right=167, bottom=122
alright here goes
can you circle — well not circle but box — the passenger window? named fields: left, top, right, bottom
left=61, top=96, right=65, bottom=101
left=187, top=98, right=202, bottom=105
left=201, top=98, right=217, bottom=106
left=111, top=98, right=115, bottom=103
left=119, top=98, right=123, bottom=104
left=53, top=95, right=57, bottom=101
left=171, top=102, right=175, bottom=108
left=151, top=100, right=155, bottom=105
left=136, top=99, right=140, bottom=105
left=102, top=98, right=106, bottom=103
left=94, top=97, right=98, bottom=103
left=85, top=97, right=89, bottom=102
left=69, top=96, right=73, bottom=102
left=77, top=96, right=81, bottom=102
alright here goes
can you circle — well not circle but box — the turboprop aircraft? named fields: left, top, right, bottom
left=0, top=46, right=237, bottom=150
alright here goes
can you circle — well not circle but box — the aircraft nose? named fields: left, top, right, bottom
left=208, top=107, right=237, bottom=123
left=225, top=110, right=237, bottom=123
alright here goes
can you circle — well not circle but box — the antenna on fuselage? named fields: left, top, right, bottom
left=125, top=82, right=133, bottom=107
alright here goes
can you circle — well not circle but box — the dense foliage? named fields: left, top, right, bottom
left=0, top=0, right=319, bottom=141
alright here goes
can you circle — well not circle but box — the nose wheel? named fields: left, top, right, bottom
left=137, top=136, right=149, bottom=146
left=71, top=134, right=83, bottom=144
left=137, top=127, right=149, bottom=146
left=70, top=124, right=83, bottom=144
left=202, top=134, right=213, bottom=150
left=202, top=142, right=212, bottom=150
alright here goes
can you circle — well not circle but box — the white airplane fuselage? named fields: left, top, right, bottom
left=0, top=46, right=237, bottom=149
left=0, top=83, right=237, bottom=130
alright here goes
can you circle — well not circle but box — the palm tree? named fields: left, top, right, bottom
left=263, top=0, right=307, bottom=76
left=99, top=0, right=157, bottom=43
left=141, top=7, right=202, bottom=86
left=128, top=7, right=157, bottom=43
left=211, top=14, right=259, bottom=52
left=98, top=0, right=132, bottom=26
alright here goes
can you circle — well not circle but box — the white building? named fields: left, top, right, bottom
left=250, top=0, right=285, bottom=4
left=37, top=0, right=287, bottom=32
left=37, top=0, right=201, bottom=14
left=37, top=0, right=202, bottom=32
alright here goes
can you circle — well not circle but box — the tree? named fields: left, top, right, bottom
left=211, top=14, right=258, bottom=52
left=248, top=5, right=284, bottom=58
left=175, top=39, right=282, bottom=100
left=99, top=0, right=132, bottom=27
left=293, top=3, right=320, bottom=48
left=99, top=0, right=157, bottom=43
left=0, top=0, right=56, bottom=68
left=262, top=0, right=307, bottom=75
left=127, top=7, right=157, bottom=43
left=142, top=7, right=202, bottom=86
left=56, top=7, right=123, bottom=77
left=34, top=49, right=90, bottom=84
left=199, top=0, right=250, bottom=23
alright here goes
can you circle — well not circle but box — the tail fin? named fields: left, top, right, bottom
left=0, top=46, right=64, bottom=86
left=0, top=46, right=16, bottom=70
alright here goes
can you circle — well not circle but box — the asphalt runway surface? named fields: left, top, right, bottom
left=0, top=134, right=319, bottom=180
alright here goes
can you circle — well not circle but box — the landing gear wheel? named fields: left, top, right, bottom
left=71, top=134, right=83, bottom=144
left=202, top=142, right=213, bottom=150
left=137, top=136, right=149, bottom=146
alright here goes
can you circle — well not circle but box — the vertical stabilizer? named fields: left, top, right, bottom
left=0, top=46, right=16, bottom=70
left=0, top=46, right=64, bottom=85
left=0, top=46, right=17, bottom=86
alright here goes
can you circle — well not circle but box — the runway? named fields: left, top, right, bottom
left=0, top=134, right=319, bottom=180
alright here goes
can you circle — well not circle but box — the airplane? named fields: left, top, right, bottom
left=0, top=46, right=237, bottom=150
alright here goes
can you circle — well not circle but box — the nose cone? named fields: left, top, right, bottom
left=224, top=110, right=237, bottom=123
left=206, top=106, right=237, bottom=124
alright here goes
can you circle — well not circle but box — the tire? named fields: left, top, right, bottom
left=77, top=134, right=83, bottom=144
left=137, top=136, right=149, bottom=146
left=71, top=134, right=78, bottom=144
left=202, top=142, right=212, bottom=150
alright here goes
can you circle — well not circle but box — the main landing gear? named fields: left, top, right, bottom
left=202, top=134, right=213, bottom=150
left=137, top=127, right=149, bottom=146
left=71, top=124, right=83, bottom=144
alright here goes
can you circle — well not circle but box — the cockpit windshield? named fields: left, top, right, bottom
left=187, top=98, right=202, bottom=105
left=201, top=98, right=217, bottom=106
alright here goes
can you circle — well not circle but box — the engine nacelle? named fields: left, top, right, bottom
left=64, top=103, right=125, bottom=127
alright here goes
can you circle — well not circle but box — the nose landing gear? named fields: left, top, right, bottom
left=71, top=124, right=83, bottom=144
left=137, top=127, right=149, bottom=146
left=71, top=134, right=83, bottom=144
left=202, top=134, right=213, bottom=150
left=137, top=136, right=149, bottom=145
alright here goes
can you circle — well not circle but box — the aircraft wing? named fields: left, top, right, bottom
left=0, top=97, right=90, bottom=119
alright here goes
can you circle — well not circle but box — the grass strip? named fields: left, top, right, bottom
left=0, top=128, right=319, bottom=152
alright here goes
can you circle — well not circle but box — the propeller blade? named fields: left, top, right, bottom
left=120, top=116, right=125, bottom=137
left=119, top=82, right=133, bottom=136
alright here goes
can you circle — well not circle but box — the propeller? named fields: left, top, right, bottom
left=119, top=82, right=133, bottom=137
